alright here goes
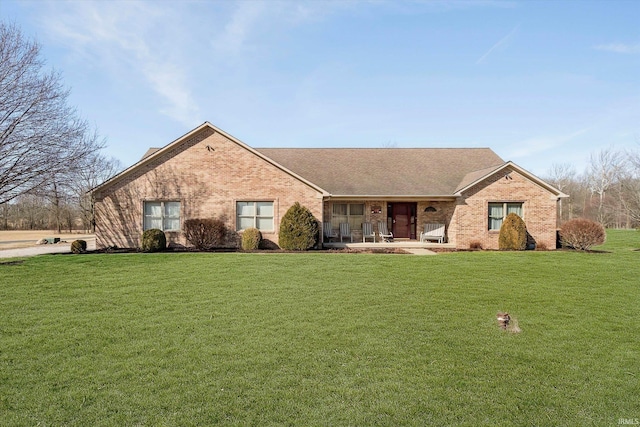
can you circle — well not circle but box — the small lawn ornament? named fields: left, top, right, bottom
left=496, top=312, right=510, bottom=330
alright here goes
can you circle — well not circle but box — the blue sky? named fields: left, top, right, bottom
left=3, top=0, right=639, bottom=176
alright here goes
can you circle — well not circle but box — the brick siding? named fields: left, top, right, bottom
left=322, top=175, right=559, bottom=250
left=94, top=128, right=323, bottom=249
left=452, top=167, right=559, bottom=250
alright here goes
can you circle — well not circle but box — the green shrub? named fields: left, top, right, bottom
left=141, top=229, right=166, bottom=252
left=278, top=202, right=319, bottom=251
left=560, top=218, right=606, bottom=250
left=183, top=218, right=227, bottom=250
left=498, top=213, right=527, bottom=251
left=70, top=239, right=87, bottom=254
left=241, top=227, right=262, bottom=250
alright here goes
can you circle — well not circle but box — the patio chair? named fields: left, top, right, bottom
left=323, top=222, right=338, bottom=242
left=339, top=223, right=353, bottom=242
left=420, top=223, right=445, bottom=243
left=377, top=221, right=393, bottom=242
left=362, top=222, right=376, bottom=243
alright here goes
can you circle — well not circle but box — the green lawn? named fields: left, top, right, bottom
left=1, top=232, right=638, bottom=426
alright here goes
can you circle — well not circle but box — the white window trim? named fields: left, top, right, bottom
left=236, top=201, right=275, bottom=231
left=488, top=202, right=524, bottom=231
left=143, top=201, right=181, bottom=232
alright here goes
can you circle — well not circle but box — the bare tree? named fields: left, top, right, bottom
left=622, top=144, right=640, bottom=226
left=0, top=22, right=103, bottom=205
left=586, top=148, right=625, bottom=226
left=12, top=194, right=48, bottom=229
left=546, top=163, right=577, bottom=222
left=72, top=150, right=123, bottom=232
left=0, top=202, right=8, bottom=229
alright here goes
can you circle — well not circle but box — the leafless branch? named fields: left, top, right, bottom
left=0, top=22, right=104, bottom=204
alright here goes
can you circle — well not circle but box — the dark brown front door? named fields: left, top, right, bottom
left=392, top=203, right=416, bottom=239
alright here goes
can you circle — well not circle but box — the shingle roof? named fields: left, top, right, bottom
left=455, top=163, right=505, bottom=193
left=141, top=148, right=161, bottom=159
left=256, top=148, right=505, bottom=196
left=94, top=122, right=565, bottom=199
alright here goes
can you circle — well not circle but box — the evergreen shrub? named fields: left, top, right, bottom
left=278, top=202, right=319, bottom=250
left=70, top=240, right=87, bottom=254
left=498, top=213, right=527, bottom=251
left=241, top=227, right=262, bottom=250
left=141, top=229, right=166, bottom=252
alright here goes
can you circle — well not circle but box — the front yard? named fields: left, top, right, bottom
left=0, top=231, right=638, bottom=425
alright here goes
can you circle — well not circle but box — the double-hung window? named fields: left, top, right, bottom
left=488, top=202, right=523, bottom=230
left=237, top=201, right=274, bottom=231
left=144, top=201, right=181, bottom=231
left=331, top=203, right=365, bottom=230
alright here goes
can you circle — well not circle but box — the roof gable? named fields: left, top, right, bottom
left=92, top=122, right=327, bottom=196
left=141, top=148, right=161, bottom=159
left=454, top=161, right=568, bottom=197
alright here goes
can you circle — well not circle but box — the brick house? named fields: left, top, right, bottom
left=92, top=122, right=567, bottom=250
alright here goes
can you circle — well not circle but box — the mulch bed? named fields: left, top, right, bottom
left=79, top=246, right=413, bottom=255
left=0, top=260, right=25, bottom=265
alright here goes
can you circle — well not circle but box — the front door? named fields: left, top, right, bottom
left=392, top=203, right=416, bottom=239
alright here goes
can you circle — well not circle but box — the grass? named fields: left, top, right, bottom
left=1, top=231, right=639, bottom=426
left=595, top=228, right=639, bottom=252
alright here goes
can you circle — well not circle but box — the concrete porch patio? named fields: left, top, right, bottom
left=323, top=239, right=455, bottom=250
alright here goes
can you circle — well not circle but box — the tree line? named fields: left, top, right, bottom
left=0, top=22, right=121, bottom=232
left=0, top=153, right=121, bottom=232
left=546, top=145, right=640, bottom=229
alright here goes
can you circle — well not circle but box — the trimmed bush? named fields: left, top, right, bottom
left=498, top=213, right=527, bottom=251
left=278, top=202, right=319, bottom=251
left=241, top=227, right=262, bottom=250
left=183, top=218, right=227, bottom=250
left=560, top=218, right=606, bottom=250
left=70, top=239, right=87, bottom=254
left=469, top=240, right=483, bottom=250
left=141, top=229, right=166, bottom=252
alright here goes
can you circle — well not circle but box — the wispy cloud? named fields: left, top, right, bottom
left=381, top=0, right=517, bottom=13
left=209, top=1, right=351, bottom=55
left=593, top=42, right=640, bottom=54
left=37, top=1, right=201, bottom=127
left=211, top=2, right=269, bottom=54
left=476, top=25, right=519, bottom=64
left=508, top=128, right=590, bottom=159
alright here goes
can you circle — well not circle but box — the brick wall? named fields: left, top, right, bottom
left=453, top=167, right=559, bottom=250
left=416, top=201, right=456, bottom=241
left=94, top=128, right=324, bottom=249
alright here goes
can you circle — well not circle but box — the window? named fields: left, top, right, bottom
left=331, top=203, right=365, bottom=230
left=488, top=202, right=523, bottom=230
left=144, top=201, right=180, bottom=231
left=237, top=201, right=274, bottom=231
